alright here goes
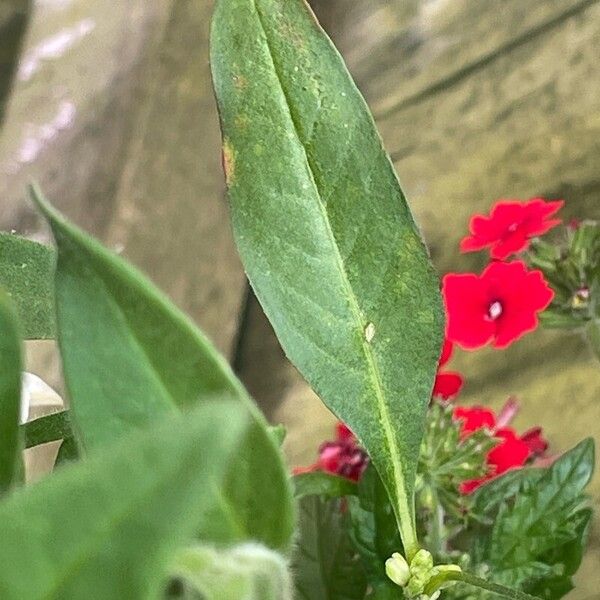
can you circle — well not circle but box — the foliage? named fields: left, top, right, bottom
left=0, top=233, right=55, bottom=339
left=0, top=0, right=594, bottom=598
left=211, top=0, right=444, bottom=559
left=293, top=495, right=368, bottom=600
left=0, top=291, right=23, bottom=493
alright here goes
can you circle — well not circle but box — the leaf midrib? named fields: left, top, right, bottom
left=250, top=0, right=414, bottom=555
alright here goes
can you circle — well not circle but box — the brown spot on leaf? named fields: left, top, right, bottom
left=232, top=73, right=248, bottom=90
left=222, top=139, right=235, bottom=187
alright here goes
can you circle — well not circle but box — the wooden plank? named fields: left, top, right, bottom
left=0, top=0, right=31, bottom=126
left=105, top=0, right=246, bottom=356
left=0, top=0, right=170, bottom=236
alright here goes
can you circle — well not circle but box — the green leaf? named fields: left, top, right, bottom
left=22, top=410, right=72, bottom=449
left=347, top=465, right=402, bottom=584
left=171, top=543, right=292, bottom=600
left=292, top=495, right=367, bottom=600
left=0, top=233, right=55, bottom=339
left=30, top=186, right=294, bottom=551
left=0, top=400, right=248, bottom=600
left=0, top=0, right=31, bottom=127
left=471, top=467, right=545, bottom=521
left=0, top=290, right=23, bottom=492
left=54, top=436, right=80, bottom=467
left=210, top=0, right=444, bottom=558
left=293, top=472, right=357, bottom=499
left=482, top=440, right=594, bottom=593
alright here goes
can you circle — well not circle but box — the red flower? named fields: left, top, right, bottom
left=460, top=198, right=563, bottom=259
left=443, top=260, right=554, bottom=349
left=433, top=339, right=464, bottom=400
left=293, top=422, right=369, bottom=482
left=453, top=402, right=546, bottom=493
left=453, top=406, right=495, bottom=438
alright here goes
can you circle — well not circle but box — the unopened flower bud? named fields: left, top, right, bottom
left=384, top=552, right=410, bottom=587
left=409, top=549, right=434, bottom=575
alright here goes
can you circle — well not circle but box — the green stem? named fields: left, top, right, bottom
left=427, top=487, right=446, bottom=556
left=585, top=319, right=600, bottom=363
left=424, top=571, right=542, bottom=600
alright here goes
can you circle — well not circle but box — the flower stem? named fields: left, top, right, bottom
left=424, top=571, right=542, bottom=600
left=585, top=319, right=600, bottom=363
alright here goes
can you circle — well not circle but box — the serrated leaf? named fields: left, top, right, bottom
left=211, top=0, right=444, bottom=557
left=0, top=290, right=23, bottom=492
left=31, top=186, right=294, bottom=551
left=471, top=467, right=545, bottom=520
left=293, top=495, right=367, bottom=600
left=293, top=472, right=357, bottom=499
left=0, top=233, right=55, bottom=339
left=0, top=401, right=247, bottom=599
left=482, top=439, right=594, bottom=594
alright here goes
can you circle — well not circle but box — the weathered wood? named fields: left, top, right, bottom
left=0, top=0, right=170, bottom=236
left=0, top=0, right=31, bottom=126
left=106, top=0, right=246, bottom=356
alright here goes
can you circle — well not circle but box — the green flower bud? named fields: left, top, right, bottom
left=384, top=552, right=410, bottom=587
left=409, top=549, right=434, bottom=575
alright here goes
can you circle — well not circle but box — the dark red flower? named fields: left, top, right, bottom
left=460, top=199, right=563, bottom=259
left=520, top=427, right=549, bottom=457
left=453, top=402, right=545, bottom=493
left=433, top=339, right=464, bottom=400
left=293, top=422, right=369, bottom=482
left=443, top=260, right=554, bottom=349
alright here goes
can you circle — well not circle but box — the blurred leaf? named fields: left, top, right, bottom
left=211, top=0, right=444, bottom=557
left=293, top=472, right=357, bottom=499
left=0, top=233, right=55, bottom=339
left=0, top=401, right=248, bottom=600
left=22, top=410, right=71, bottom=449
left=293, top=495, right=367, bottom=600
left=0, top=290, right=23, bottom=492
left=171, top=543, right=292, bottom=600
left=54, top=436, right=79, bottom=467
left=0, top=0, right=31, bottom=127
left=31, top=186, right=294, bottom=551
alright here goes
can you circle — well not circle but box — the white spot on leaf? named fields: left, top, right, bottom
left=365, top=322, right=375, bottom=343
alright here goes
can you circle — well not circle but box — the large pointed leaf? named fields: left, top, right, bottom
left=31, top=186, right=294, bottom=551
left=0, top=401, right=247, bottom=599
left=0, top=233, right=55, bottom=339
left=0, top=290, right=23, bottom=492
left=211, top=0, right=444, bottom=556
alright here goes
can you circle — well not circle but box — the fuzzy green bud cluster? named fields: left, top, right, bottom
left=385, top=549, right=461, bottom=599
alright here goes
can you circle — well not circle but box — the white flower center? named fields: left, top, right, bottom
left=488, top=300, right=503, bottom=320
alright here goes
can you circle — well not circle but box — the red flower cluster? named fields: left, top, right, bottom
left=453, top=401, right=548, bottom=494
left=293, top=422, right=369, bottom=482
left=460, top=198, right=563, bottom=259
left=443, top=260, right=554, bottom=349
left=444, top=198, right=561, bottom=351
left=433, top=339, right=463, bottom=399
